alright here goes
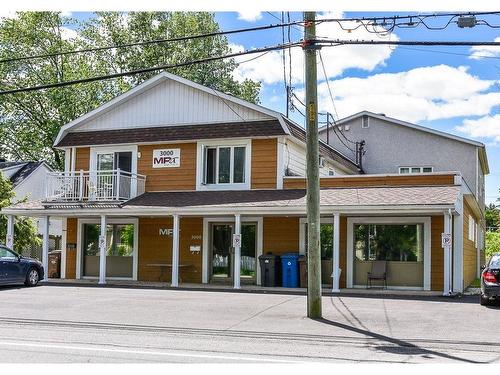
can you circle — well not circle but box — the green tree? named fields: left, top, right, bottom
left=0, top=12, right=261, bottom=169
left=485, top=203, right=500, bottom=231
left=0, top=173, right=41, bottom=251
left=486, top=231, right=500, bottom=259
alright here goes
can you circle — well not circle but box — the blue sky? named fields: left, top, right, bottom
left=70, top=11, right=500, bottom=202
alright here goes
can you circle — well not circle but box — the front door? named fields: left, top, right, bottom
left=211, top=224, right=233, bottom=283
left=210, top=223, right=257, bottom=284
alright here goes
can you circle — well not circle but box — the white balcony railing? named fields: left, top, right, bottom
left=45, top=170, right=146, bottom=202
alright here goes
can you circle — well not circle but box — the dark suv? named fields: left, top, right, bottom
left=480, top=253, right=500, bottom=306
left=0, top=246, right=44, bottom=287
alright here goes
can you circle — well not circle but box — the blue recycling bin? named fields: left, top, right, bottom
left=281, top=253, right=300, bottom=288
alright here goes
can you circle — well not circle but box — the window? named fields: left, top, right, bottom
left=0, top=247, right=17, bottom=260
left=203, top=145, right=247, bottom=185
left=328, top=169, right=335, bottom=176
left=399, top=166, right=433, bottom=174
left=303, top=223, right=334, bottom=259
left=355, top=224, right=423, bottom=262
left=468, top=215, right=475, bottom=242
left=362, top=115, right=370, bottom=128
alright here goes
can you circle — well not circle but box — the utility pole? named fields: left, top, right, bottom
left=303, top=11, right=322, bottom=319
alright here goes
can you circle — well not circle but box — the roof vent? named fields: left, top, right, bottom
left=378, top=113, right=386, bottom=116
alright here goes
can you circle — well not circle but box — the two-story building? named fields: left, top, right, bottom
left=2, top=72, right=486, bottom=294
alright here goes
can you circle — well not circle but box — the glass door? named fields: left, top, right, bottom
left=240, top=224, right=257, bottom=284
left=211, top=224, right=233, bottom=283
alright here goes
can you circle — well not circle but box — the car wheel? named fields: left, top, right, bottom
left=480, top=294, right=490, bottom=306
left=25, top=268, right=40, bottom=287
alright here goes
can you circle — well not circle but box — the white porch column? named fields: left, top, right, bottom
left=42, top=216, right=50, bottom=281
left=453, top=199, right=464, bottom=293
left=6, top=215, right=14, bottom=249
left=332, top=213, right=341, bottom=293
left=443, top=211, right=452, bottom=296
left=98, top=214, right=107, bottom=284
left=171, top=214, right=180, bottom=287
left=234, top=213, right=241, bottom=289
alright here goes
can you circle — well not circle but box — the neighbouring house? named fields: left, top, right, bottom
left=1, top=72, right=486, bottom=294
left=0, top=160, right=62, bottom=257
left=319, top=111, right=488, bottom=289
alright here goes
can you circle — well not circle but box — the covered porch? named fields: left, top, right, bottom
left=3, top=184, right=460, bottom=294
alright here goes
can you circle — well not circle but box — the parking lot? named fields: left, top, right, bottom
left=0, top=284, right=498, bottom=363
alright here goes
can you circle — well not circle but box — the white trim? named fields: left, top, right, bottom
left=453, top=197, right=464, bottom=293
left=171, top=214, right=180, bottom=287
left=276, top=137, right=285, bottom=189
left=234, top=214, right=241, bottom=289
left=443, top=210, right=453, bottom=295
left=71, top=147, right=76, bottom=172
left=64, top=149, right=71, bottom=173
left=61, top=217, right=67, bottom=279
left=196, top=139, right=251, bottom=191
left=99, top=214, right=107, bottom=285
left=42, top=216, right=50, bottom=281
left=76, top=217, right=139, bottom=281
left=202, top=216, right=263, bottom=285
left=346, top=216, right=431, bottom=291
left=54, top=72, right=282, bottom=146
left=333, top=213, right=340, bottom=293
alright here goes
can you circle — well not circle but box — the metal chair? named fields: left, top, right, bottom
left=367, top=260, right=387, bottom=289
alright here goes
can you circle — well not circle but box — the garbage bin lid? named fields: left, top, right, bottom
left=281, top=253, right=299, bottom=259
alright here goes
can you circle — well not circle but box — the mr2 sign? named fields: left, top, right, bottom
left=153, top=149, right=180, bottom=168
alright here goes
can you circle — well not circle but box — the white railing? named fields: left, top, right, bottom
left=45, top=169, right=146, bottom=202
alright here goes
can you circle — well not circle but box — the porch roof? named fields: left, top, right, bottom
left=3, top=185, right=460, bottom=215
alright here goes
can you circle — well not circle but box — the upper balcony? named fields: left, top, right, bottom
left=45, top=170, right=146, bottom=202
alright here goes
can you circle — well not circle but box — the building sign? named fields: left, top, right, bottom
left=153, top=148, right=180, bottom=168
left=441, top=233, right=452, bottom=248
left=159, top=228, right=173, bottom=236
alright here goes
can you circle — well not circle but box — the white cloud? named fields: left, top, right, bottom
left=470, top=37, right=500, bottom=59
left=237, top=11, right=262, bottom=22
left=0, top=11, right=18, bottom=20
left=60, top=27, right=78, bottom=41
left=60, top=11, right=73, bottom=18
left=456, top=115, right=500, bottom=142
left=232, top=12, right=398, bottom=85
left=309, top=64, right=500, bottom=123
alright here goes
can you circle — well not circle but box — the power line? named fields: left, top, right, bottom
left=315, top=39, right=500, bottom=46
left=397, top=46, right=500, bottom=60
left=0, top=42, right=301, bottom=95
left=0, top=20, right=304, bottom=65
left=318, top=50, right=339, bottom=121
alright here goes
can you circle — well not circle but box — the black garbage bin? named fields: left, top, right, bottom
left=258, top=253, right=281, bottom=287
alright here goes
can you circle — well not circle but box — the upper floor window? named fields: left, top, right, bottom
left=362, top=115, right=370, bottom=128
left=399, top=166, right=433, bottom=174
left=204, top=145, right=246, bottom=184
left=198, top=140, right=251, bottom=190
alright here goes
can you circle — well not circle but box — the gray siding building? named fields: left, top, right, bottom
left=319, top=111, right=489, bottom=211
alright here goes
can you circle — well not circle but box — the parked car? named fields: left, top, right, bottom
left=480, top=253, right=500, bottom=306
left=0, top=245, right=44, bottom=287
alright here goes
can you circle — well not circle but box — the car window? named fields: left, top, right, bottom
left=0, top=247, right=17, bottom=260
left=490, top=255, right=500, bottom=268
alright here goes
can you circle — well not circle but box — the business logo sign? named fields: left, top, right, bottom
left=153, top=148, right=180, bottom=168
left=159, top=228, right=173, bottom=236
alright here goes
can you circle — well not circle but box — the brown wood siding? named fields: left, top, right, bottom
left=138, top=217, right=203, bottom=282
left=138, top=217, right=172, bottom=282
left=431, top=216, right=444, bottom=291
left=339, top=216, right=347, bottom=289
left=283, top=174, right=456, bottom=189
left=251, top=138, right=277, bottom=189
left=65, top=218, right=77, bottom=279
left=263, top=217, right=299, bottom=255
left=463, top=200, right=478, bottom=288
left=138, top=143, right=197, bottom=191
left=75, top=147, right=90, bottom=171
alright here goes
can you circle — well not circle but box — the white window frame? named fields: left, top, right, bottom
left=399, top=166, right=433, bottom=174
left=196, top=139, right=251, bottom=191
left=346, top=217, right=431, bottom=291
left=76, top=217, right=139, bottom=281
left=468, top=215, right=475, bottom=242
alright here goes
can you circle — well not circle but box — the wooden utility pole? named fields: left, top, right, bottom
left=303, top=11, right=322, bottom=318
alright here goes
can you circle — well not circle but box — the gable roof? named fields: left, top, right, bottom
left=54, top=71, right=290, bottom=146
left=318, top=110, right=489, bottom=174
left=1, top=161, right=52, bottom=188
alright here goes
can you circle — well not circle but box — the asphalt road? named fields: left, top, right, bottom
left=0, top=285, right=498, bottom=363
